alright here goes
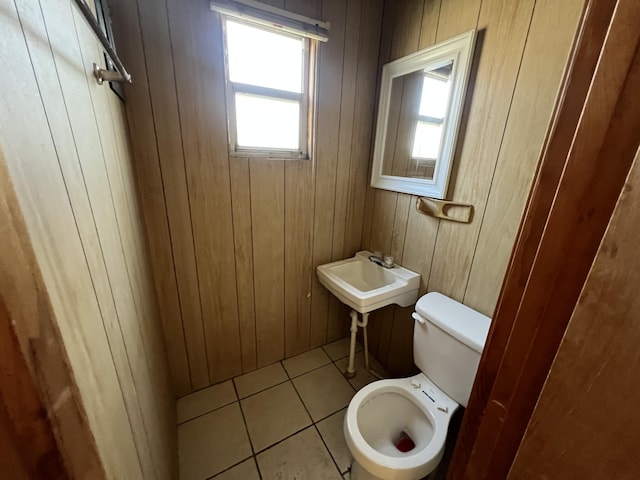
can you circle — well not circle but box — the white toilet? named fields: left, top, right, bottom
left=344, top=292, right=491, bottom=480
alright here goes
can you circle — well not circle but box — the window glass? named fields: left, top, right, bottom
left=418, top=74, right=451, bottom=119
left=226, top=20, right=304, bottom=93
left=235, top=93, right=300, bottom=149
left=412, top=122, right=442, bottom=159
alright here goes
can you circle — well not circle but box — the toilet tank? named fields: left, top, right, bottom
left=413, top=292, right=491, bottom=407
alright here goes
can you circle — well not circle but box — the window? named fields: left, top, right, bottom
left=221, top=18, right=314, bottom=158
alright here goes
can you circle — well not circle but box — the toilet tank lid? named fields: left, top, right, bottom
left=416, top=292, right=491, bottom=353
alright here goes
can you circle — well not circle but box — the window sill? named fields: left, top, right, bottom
left=229, top=150, right=310, bottom=161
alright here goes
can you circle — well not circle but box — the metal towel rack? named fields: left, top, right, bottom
left=72, top=0, right=132, bottom=84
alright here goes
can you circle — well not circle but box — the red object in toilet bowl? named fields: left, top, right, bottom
left=395, top=431, right=416, bottom=452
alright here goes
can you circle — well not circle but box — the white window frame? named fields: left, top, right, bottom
left=221, top=16, right=316, bottom=160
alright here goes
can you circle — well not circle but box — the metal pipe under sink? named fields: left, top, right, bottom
left=346, top=309, right=385, bottom=381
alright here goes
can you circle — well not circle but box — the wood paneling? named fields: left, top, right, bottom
left=448, top=0, right=616, bottom=473
left=510, top=146, right=640, bottom=479
left=113, top=0, right=384, bottom=392
left=450, top=0, right=640, bottom=475
left=363, top=0, right=584, bottom=374
left=0, top=0, right=176, bottom=477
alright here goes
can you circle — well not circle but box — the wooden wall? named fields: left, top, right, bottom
left=0, top=0, right=175, bottom=478
left=111, top=0, right=385, bottom=394
left=362, top=0, right=585, bottom=374
left=509, top=146, right=640, bottom=479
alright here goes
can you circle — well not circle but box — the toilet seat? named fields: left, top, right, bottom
left=344, top=374, right=458, bottom=480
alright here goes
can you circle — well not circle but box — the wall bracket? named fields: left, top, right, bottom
left=416, top=197, right=474, bottom=223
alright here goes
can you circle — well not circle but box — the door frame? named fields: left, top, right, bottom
left=448, top=0, right=640, bottom=477
left=0, top=153, right=105, bottom=479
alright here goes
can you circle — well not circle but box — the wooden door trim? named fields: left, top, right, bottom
left=0, top=153, right=105, bottom=479
left=448, top=0, right=640, bottom=477
left=0, top=297, right=67, bottom=479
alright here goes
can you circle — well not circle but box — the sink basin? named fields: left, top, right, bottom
left=317, top=251, right=420, bottom=313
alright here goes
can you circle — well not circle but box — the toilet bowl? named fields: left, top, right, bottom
left=343, top=292, right=491, bottom=480
left=344, top=374, right=458, bottom=480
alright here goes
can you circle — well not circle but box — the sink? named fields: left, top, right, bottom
left=317, top=251, right=420, bottom=313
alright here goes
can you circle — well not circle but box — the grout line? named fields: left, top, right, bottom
left=178, top=378, right=235, bottom=398
left=233, top=382, right=256, bottom=456
left=252, top=423, right=314, bottom=456
left=313, top=421, right=344, bottom=477
left=238, top=377, right=290, bottom=401
left=253, top=455, right=263, bottom=480
left=176, top=397, right=237, bottom=426
left=205, top=454, right=255, bottom=480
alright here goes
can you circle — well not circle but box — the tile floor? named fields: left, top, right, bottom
left=177, top=337, right=388, bottom=480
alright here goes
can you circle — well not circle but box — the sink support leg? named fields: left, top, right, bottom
left=362, top=312, right=370, bottom=371
left=346, top=310, right=359, bottom=378
left=345, top=310, right=384, bottom=380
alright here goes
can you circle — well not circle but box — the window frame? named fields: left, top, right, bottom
left=221, top=16, right=316, bottom=160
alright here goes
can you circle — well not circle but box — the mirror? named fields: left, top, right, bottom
left=371, top=30, right=475, bottom=199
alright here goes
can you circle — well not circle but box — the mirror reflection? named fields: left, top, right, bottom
left=382, top=60, right=454, bottom=180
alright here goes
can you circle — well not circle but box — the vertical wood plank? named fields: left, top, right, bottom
left=282, top=0, right=320, bottom=357
left=324, top=0, right=363, bottom=343
left=229, top=157, right=257, bottom=372
left=136, top=0, right=210, bottom=389
left=367, top=0, right=426, bottom=366
left=284, top=157, right=314, bottom=356
left=464, top=0, right=584, bottom=315
left=251, top=160, right=286, bottom=366
left=386, top=0, right=443, bottom=375
left=309, top=0, right=347, bottom=348
left=427, top=0, right=536, bottom=303
left=37, top=0, right=161, bottom=476
left=167, top=0, right=242, bottom=382
left=110, top=0, right=191, bottom=396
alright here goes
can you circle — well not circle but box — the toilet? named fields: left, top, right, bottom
left=344, top=292, right=491, bottom=480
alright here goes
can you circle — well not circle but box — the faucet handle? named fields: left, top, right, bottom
left=384, top=255, right=394, bottom=268
left=373, top=250, right=383, bottom=258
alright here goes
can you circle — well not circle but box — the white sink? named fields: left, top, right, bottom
left=317, top=251, right=420, bottom=313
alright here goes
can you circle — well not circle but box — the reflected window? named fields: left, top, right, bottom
left=411, top=62, right=453, bottom=164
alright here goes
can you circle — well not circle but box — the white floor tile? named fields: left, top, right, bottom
left=241, top=382, right=311, bottom=452
left=256, top=427, right=342, bottom=480
left=177, top=380, right=236, bottom=424
left=178, top=403, right=251, bottom=480
left=233, top=363, right=288, bottom=398
left=317, top=408, right=352, bottom=474
left=293, top=364, right=355, bottom=421
left=283, top=347, right=331, bottom=378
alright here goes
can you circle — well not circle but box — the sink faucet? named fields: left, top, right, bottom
left=369, top=252, right=395, bottom=269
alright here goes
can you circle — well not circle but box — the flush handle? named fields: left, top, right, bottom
left=412, top=312, right=427, bottom=325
